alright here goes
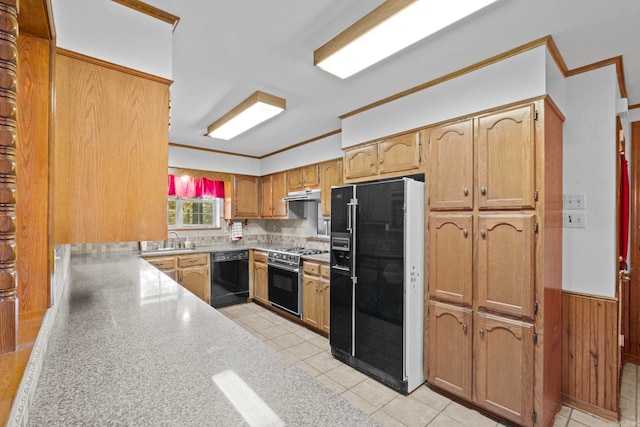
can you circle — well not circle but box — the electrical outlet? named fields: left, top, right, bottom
left=563, top=212, right=586, bottom=228
left=563, top=194, right=586, bottom=210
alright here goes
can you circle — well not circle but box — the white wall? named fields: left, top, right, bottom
left=260, top=132, right=342, bottom=175
left=52, top=0, right=173, bottom=79
left=562, top=66, right=618, bottom=297
left=341, top=46, right=547, bottom=148
left=169, top=145, right=260, bottom=176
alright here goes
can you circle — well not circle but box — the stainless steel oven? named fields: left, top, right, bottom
left=267, top=248, right=327, bottom=318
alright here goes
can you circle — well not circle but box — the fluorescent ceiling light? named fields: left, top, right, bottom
left=314, top=0, right=499, bottom=79
left=207, top=91, right=286, bottom=140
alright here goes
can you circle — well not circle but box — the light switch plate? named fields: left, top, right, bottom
left=563, top=194, right=586, bottom=210
left=563, top=212, right=586, bottom=228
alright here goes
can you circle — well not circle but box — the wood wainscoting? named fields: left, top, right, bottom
left=561, top=291, right=619, bottom=421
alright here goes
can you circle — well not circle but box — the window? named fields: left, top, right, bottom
left=168, top=197, right=223, bottom=229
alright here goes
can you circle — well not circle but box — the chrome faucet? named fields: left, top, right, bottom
left=166, top=231, right=180, bottom=248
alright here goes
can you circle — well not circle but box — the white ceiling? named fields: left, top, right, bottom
left=145, top=0, right=640, bottom=158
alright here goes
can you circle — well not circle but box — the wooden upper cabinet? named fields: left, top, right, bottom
left=477, top=104, right=535, bottom=209
left=477, top=213, right=535, bottom=319
left=344, top=132, right=422, bottom=182
left=287, top=164, right=321, bottom=192
left=261, top=172, right=288, bottom=218
left=428, top=120, right=473, bottom=210
left=344, top=143, right=378, bottom=180
left=428, top=301, right=472, bottom=400
left=378, top=132, right=421, bottom=175
left=225, top=175, right=259, bottom=219
left=320, top=159, right=343, bottom=217
left=53, top=51, right=170, bottom=244
left=475, top=313, right=534, bottom=427
left=429, top=214, right=473, bottom=306
left=271, top=171, right=288, bottom=217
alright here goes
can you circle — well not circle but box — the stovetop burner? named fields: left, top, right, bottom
left=279, top=247, right=327, bottom=255
left=267, top=247, right=328, bottom=266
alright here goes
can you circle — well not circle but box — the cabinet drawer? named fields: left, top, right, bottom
left=145, top=256, right=176, bottom=270
left=303, top=261, right=320, bottom=275
left=177, top=253, right=209, bottom=268
left=320, top=264, right=330, bottom=279
left=254, top=251, right=268, bottom=263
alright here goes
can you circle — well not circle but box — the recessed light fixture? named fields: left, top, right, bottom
left=207, top=91, right=286, bottom=140
left=314, top=0, right=500, bottom=79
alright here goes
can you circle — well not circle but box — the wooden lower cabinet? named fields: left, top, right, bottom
left=253, top=251, right=268, bottom=305
left=302, top=261, right=330, bottom=334
left=144, top=253, right=211, bottom=304
left=475, top=313, right=534, bottom=426
left=428, top=302, right=472, bottom=400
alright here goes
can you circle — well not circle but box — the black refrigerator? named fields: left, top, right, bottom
left=330, top=177, right=424, bottom=394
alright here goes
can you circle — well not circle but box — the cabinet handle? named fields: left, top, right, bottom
left=463, top=324, right=468, bottom=333
left=480, top=186, right=486, bottom=196
left=379, top=159, right=383, bottom=164
left=463, top=229, right=468, bottom=238
left=479, top=329, right=485, bottom=337
left=480, top=230, right=486, bottom=238
left=370, top=161, right=374, bottom=166
left=463, top=187, right=469, bottom=196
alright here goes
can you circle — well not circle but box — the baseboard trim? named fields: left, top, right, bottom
left=561, top=393, right=618, bottom=422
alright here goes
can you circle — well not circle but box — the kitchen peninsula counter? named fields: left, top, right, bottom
left=24, top=252, right=375, bottom=426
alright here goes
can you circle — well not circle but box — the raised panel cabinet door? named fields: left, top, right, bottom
left=271, top=171, right=289, bottom=217
left=260, top=176, right=273, bottom=217
left=344, top=144, right=378, bottom=179
left=427, top=301, right=472, bottom=400
left=477, top=104, right=535, bottom=209
left=254, top=261, right=268, bottom=304
left=320, top=159, right=343, bottom=217
left=233, top=175, right=260, bottom=218
left=302, top=164, right=320, bottom=189
left=178, top=266, right=208, bottom=302
left=475, top=313, right=534, bottom=427
left=320, top=277, right=330, bottom=333
left=287, top=168, right=303, bottom=192
left=303, top=274, right=320, bottom=328
left=429, top=214, right=473, bottom=306
left=428, top=120, right=473, bottom=210
left=378, top=132, right=421, bottom=175
left=477, top=213, right=535, bottom=319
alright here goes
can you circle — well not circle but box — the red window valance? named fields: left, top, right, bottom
left=168, top=174, right=224, bottom=198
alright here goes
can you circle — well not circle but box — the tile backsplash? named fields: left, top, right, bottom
left=71, top=219, right=329, bottom=254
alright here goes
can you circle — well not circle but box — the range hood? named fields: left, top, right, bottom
left=283, top=189, right=321, bottom=202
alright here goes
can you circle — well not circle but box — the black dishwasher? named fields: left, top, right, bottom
left=210, top=250, right=249, bottom=308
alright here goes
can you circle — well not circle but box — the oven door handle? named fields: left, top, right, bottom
left=267, top=263, right=300, bottom=273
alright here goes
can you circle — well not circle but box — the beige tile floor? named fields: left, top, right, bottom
left=218, top=303, right=636, bottom=427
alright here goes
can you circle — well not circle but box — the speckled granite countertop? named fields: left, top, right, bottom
left=26, top=252, right=375, bottom=426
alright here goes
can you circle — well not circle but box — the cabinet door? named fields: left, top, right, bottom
left=428, top=301, right=472, bottom=400
left=260, top=176, right=273, bottom=217
left=303, top=274, right=320, bottom=328
left=477, top=104, right=535, bottom=209
left=287, top=168, right=303, bottom=192
left=428, top=120, right=473, bottom=210
left=475, top=313, right=534, bottom=427
left=344, top=144, right=377, bottom=179
left=302, top=164, right=320, bottom=189
left=271, top=171, right=288, bottom=217
left=254, top=261, right=268, bottom=304
left=320, top=277, right=330, bottom=334
left=232, top=175, right=259, bottom=218
left=178, top=266, right=209, bottom=303
left=477, top=214, right=535, bottom=319
left=320, top=159, right=343, bottom=217
left=429, top=214, right=473, bottom=306
left=378, top=132, right=421, bottom=175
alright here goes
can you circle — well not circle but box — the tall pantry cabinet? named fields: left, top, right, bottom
left=425, top=97, right=563, bottom=427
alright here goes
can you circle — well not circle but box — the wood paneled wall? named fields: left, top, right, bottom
left=562, top=291, right=619, bottom=421
left=16, top=32, right=51, bottom=313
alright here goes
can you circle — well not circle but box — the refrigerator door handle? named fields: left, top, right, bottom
left=347, top=201, right=353, bottom=232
